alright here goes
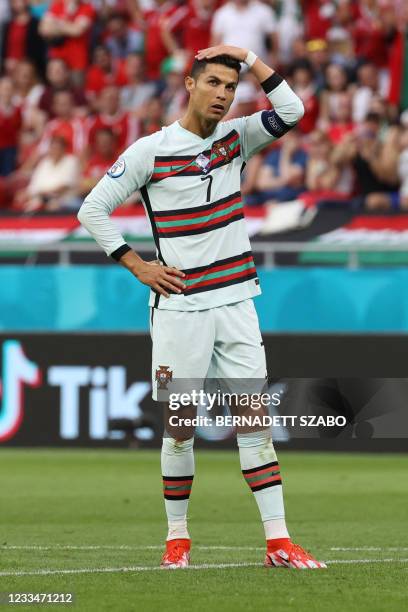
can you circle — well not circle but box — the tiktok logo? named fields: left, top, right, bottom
left=0, top=340, right=42, bottom=441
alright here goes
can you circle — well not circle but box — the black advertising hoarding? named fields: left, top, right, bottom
left=0, top=333, right=407, bottom=450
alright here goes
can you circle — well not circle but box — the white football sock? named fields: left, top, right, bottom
left=237, top=430, right=290, bottom=540
left=161, top=436, right=194, bottom=541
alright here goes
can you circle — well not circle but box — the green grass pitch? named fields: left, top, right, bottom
left=0, top=449, right=407, bottom=611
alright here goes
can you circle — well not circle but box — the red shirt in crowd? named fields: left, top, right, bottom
left=38, top=117, right=88, bottom=155
left=87, top=112, right=140, bottom=151
left=182, top=0, right=214, bottom=54
left=302, top=0, right=332, bottom=40
left=47, top=0, right=95, bottom=71
left=85, top=61, right=127, bottom=96
left=6, top=21, right=28, bottom=61
left=83, top=152, right=118, bottom=179
left=0, top=105, right=22, bottom=148
left=144, top=2, right=190, bottom=79
left=327, top=122, right=355, bottom=145
left=352, top=6, right=390, bottom=68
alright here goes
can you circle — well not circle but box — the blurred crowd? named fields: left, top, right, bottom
left=0, top=0, right=408, bottom=216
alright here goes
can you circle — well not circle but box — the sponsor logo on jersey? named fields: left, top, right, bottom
left=107, top=158, right=126, bottom=178
left=195, top=153, right=211, bottom=173
left=155, top=365, right=173, bottom=389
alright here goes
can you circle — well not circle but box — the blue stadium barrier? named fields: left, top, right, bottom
left=1, top=265, right=408, bottom=332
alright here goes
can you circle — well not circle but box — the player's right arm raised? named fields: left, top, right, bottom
left=77, top=135, right=186, bottom=298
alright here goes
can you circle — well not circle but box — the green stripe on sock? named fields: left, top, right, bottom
left=245, top=470, right=280, bottom=485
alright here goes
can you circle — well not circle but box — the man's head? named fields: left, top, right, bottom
left=94, top=128, right=117, bottom=157
left=185, top=55, right=241, bottom=123
left=99, top=85, right=120, bottom=115
left=46, top=58, right=69, bottom=88
left=52, top=90, right=74, bottom=119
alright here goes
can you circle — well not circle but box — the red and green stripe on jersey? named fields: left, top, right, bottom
left=181, top=251, right=257, bottom=295
left=153, top=191, right=243, bottom=237
left=163, top=475, right=194, bottom=500
left=242, top=461, right=282, bottom=492
left=151, top=130, right=240, bottom=182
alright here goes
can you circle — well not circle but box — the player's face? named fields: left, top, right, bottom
left=189, top=64, right=238, bottom=122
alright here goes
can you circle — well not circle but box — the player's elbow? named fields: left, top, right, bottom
left=77, top=200, right=90, bottom=228
left=77, top=203, right=86, bottom=226
left=292, top=97, right=305, bottom=124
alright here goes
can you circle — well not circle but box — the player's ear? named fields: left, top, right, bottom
left=185, top=75, right=195, bottom=94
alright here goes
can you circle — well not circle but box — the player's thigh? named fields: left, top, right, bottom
left=150, top=307, right=215, bottom=400
left=213, top=299, right=267, bottom=380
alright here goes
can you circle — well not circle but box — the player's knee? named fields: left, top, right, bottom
left=162, top=435, right=194, bottom=452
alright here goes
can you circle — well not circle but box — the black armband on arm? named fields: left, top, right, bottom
left=111, top=243, right=132, bottom=261
left=261, top=110, right=293, bottom=138
left=261, top=72, right=284, bottom=94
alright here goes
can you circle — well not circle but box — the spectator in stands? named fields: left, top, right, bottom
left=226, top=78, right=259, bottom=120
left=39, top=0, right=96, bottom=86
left=23, top=89, right=87, bottom=172
left=142, top=0, right=190, bottom=81
left=275, top=0, right=303, bottom=67
left=160, top=54, right=188, bottom=124
left=14, top=134, right=80, bottom=211
left=305, top=38, right=329, bottom=90
left=211, top=0, right=278, bottom=63
left=87, top=85, right=139, bottom=151
left=334, top=114, right=400, bottom=211
left=120, top=52, right=156, bottom=114
left=0, top=0, right=46, bottom=77
left=0, top=76, right=22, bottom=176
left=301, top=0, right=334, bottom=41
left=12, top=58, right=44, bottom=111
left=182, top=0, right=215, bottom=57
left=398, top=126, right=408, bottom=210
left=140, top=95, right=164, bottom=136
left=12, top=59, right=46, bottom=158
left=104, top=11, right=143, bottom=59
left=79, top=127, right=118, bottom=197
left=326, top=91, right=355, bottom=144
left=352, top=61, right=381, bottom=124
left=255, top=129, right=308, bottom=206
left=289, top=59, right=319, bottom=134
left=84, top=45, right=127, bottom=106
left=318, top=62, right=350, bottom=130
left=39, top=58, right=87, bottom=117
left=352, top=0, right=394, bottom=77
left=305, top=128, right=353, bottom=196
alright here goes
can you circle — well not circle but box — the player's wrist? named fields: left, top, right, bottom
left=244, top=50, right=258, bottom=68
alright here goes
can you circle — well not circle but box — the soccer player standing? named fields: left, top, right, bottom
left=77, top=45, right=326, bottom=570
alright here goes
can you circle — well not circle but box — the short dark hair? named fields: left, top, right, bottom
left=190, top=55, right=241, bottom=80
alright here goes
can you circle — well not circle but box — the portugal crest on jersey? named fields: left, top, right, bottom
left=213, top=142, right=231, bottom=161
left=155, top=365, right=173, bottom=389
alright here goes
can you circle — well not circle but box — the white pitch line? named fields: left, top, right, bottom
left=330, top=547, right=408, bottom=552
left=0, top=563, right=259, bottom=577
left=1, top=559, right=408, bottom=577
left=0, top=545, right=264, bottom=551
left=3, top=545, right=408, bottom=552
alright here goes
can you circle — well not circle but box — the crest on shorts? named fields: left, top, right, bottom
left=213, top=142, right=231, bottom=161
left=155, top=365, right=173, bottom=390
